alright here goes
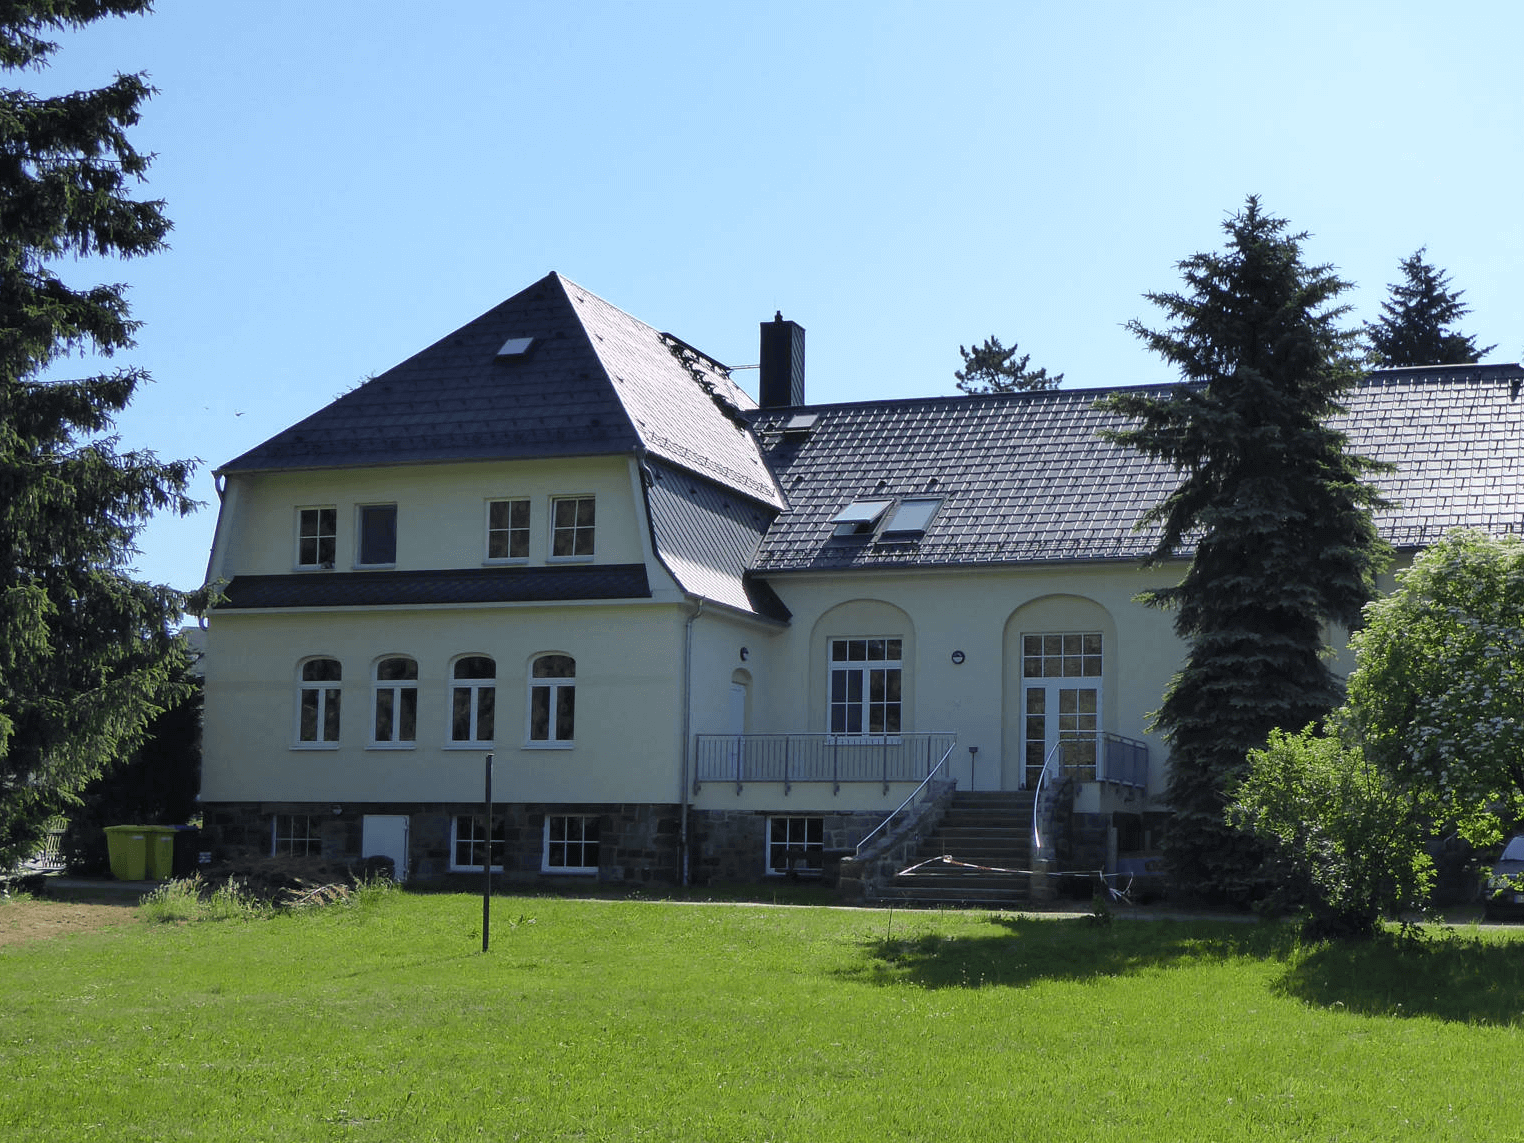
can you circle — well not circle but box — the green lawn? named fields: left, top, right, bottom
left=3, top=891, right=1523, bottom=1141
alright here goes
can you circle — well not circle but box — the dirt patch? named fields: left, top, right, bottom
left=0, top=897, right=137, bottom=948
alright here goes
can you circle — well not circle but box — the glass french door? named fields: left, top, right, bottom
left=1021, top=633, right=1102, bottom=788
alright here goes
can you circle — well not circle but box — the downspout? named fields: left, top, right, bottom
left=680, top=597, right=704, bottom=886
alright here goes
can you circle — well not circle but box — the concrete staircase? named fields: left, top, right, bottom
left=873, top=790, right=1035, bottom=907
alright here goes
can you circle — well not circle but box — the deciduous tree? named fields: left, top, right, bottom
left=1343, top=530, right=1524, bottom=845
left=1098, top=197, right=1391, bottom=899
left=1, top=1, right=196, bottom=868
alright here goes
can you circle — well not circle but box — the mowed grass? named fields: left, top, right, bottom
left=3, top=893, right=1524, bottom=1142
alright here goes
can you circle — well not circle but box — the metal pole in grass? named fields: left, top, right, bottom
left=483, top=752, right=493, bottom=953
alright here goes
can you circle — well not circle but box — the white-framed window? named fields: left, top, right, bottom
left=296, top=657, right=342, bottom=746
left=1022, top=632, right=1103, bottom=788
left=273, top=813, right=321, bottom=857
left=449, top=655, right=495, bottom=745
left=828, top=637, right=902, bottom=737
left=450, top=814, right=505, bottom=872
left=357, top=503, right=397, bottom=566
left=543, top=814, right=600, bottom=873
left=372, top=656, right=418, bottom=746
left=296, top=506, right=337, bottom=568
left=767, top=816, right=824, bottom=876
left=486, top=498, right=530, bottom=561
left=528, top=653, right=575, bottom=746
left=550, top=496, right=595, bottom=559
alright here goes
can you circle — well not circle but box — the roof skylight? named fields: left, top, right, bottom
left=830, top=498, right=893, bottom=536
left=881, top=496, right=942, bottom=537
left=497, top=336, right=535, bottom=358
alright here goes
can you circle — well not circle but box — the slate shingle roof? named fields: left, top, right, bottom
left=643, top=459, right=790, bottom=621
left=747, top=362, right=1524, bottom=572
left=218, top=565, right=651, bottom=609
left=218, top=273, right=782, bottom=510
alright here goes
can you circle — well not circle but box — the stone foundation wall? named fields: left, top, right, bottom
left=201, top=801, right=681, bottom=885
left=686, top=808, right=886, bottom=885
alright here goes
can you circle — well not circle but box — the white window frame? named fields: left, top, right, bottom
left=526, top=653, right=575, bottom=748
left=273, top=813, right=321, bottom=857
left=295, top=506, right=337, bottom=569
left=766, top=816, right=824, bottom=876
left=1021, top=632, right=1104, bottom=788
left=549, top=495, right=596, bottom=561
left=294, top=657, right=342, bottom=748
left=827, top=636, right=903, bottom=744
left=448, top=654, right=496, bottom=748
left=370, top=655, right=418, bottom=748
left=449, top=814, right=505, bottom=872
left=542, top=814, right=600, bottom=873
left=485, top=498, right=531, bottom=563
left=356, top=502, right=398, bottom=567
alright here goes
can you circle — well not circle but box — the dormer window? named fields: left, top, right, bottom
left=881, top=497, right=942, bottom=538
left=830, top=499, right=893, bottom=537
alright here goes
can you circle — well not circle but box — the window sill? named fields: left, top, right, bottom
left=540, top=867, right=598, bottom=875
left=450, top=866, right=504, bottom=874
left=354, top=564, right=398, bottom=571
left=546, top=555, right=595, bottom=564
left=291, top=742, right=340, bottom=751
left=482, top=558, right=529, bottom=567
left=524, top=741, right=574, bottom=750
left=366, top=743, right=418, bottom=751
left=444, top=742, right=495, bottom=751
left=293, top=565, right=336, bottom=573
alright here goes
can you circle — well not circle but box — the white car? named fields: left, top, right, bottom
left=1484, top=835, right=1524, bottom=920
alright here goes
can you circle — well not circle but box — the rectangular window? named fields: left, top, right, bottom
left=828, top=637, right=902, bottom=737
left=543, top=815, right=600, bottom=873
left=767, top=816, right=824, bottom=876
left=486, top=499, right=530, bottom=561
left=551, top=496, right=595, bottom=558
left=450, top=814, right=505, bottom=872
left=297, top=658, right=342, bottom=746
left=273, top=814, right=321, bottom=857
left=528, top=654, right=575, bottom=745
left=358, top=504, right=397, bottom=566
left=297, top=507, right=337, bottom=568
left=1022, top=633, right=1102, bottom=678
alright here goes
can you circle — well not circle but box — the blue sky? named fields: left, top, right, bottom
left=32, top=0, right=1524, bottom=591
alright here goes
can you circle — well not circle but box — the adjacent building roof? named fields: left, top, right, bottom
left=748, top=362, right=1524, bottom=572
left=219, top=273, right=782, bottom=510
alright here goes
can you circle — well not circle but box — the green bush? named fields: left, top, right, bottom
left=1228, top=726, right=1434, bottom=937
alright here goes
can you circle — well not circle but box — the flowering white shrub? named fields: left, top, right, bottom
left=1344, top=529, right=1524, bottom=844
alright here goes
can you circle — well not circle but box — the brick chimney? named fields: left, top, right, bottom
left=759, top=311, right=805, bottom=408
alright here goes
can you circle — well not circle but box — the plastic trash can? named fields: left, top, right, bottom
left=104, top=826, right=148, bottom=881
left=141, top=826, right=177, bottom=880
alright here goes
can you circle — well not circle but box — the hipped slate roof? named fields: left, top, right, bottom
left=749, top=362, right=1524, bottom=572
left=220, top=273, right=782, bottom=510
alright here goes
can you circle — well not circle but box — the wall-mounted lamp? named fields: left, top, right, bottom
left=950, top=650, right=966, bottom=665
left=331, top=804, right=343, bottom=816
left=739, top=647, right=749, bottom=661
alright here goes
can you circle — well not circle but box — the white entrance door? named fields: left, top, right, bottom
left=361, top=815, right=410, bottom=881
left=1018, top=632, right=1104, bottom=789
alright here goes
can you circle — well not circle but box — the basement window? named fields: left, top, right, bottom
left=830, top=499, right=893, bottom=536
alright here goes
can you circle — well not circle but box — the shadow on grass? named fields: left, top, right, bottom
left=843, top=915, right=1524, bottom=1025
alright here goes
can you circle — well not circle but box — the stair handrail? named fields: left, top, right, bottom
left=853, top=733, right=958, bottom=859
left=1030, top=736, right=1073, bottom=857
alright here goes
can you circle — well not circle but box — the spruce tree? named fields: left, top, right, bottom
left=1365, top=248, right=1493, bottom=366
left=1098, top=197, right=1391, bottom=900
left=1, top=1, right=197, bottom=867
left=954, top=335, right=1063, bottom=393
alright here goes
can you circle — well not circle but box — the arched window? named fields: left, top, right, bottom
left=528, top=654, right=575, bottom=745
left=372, top=656, right=418, bottom=745
left=450, top=655, right=495, bottom=745
left=296, top=658, right=342, bottom=745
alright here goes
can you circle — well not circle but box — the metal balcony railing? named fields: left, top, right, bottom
left=693, top=732, right=958, bottom=795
